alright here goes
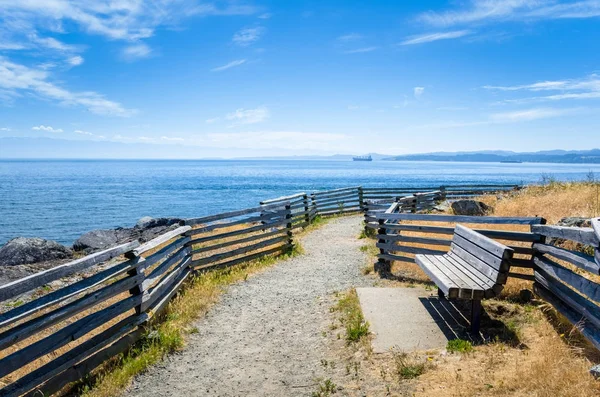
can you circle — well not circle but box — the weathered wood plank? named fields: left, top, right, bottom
left=376, top=242, right=446, bottom=256
left=0, top=256, right=142, bottom=328
left=191, top=228, right=286, bottom=255
left=2, top=314, right=147, bottom=397
left=142, top=246, right=190, bottom=290
left=378, top=234, right=452, bottom=247
left=427, top=255, right=485, bottom=299
left=533, top=256, right=600, bottom=302
left=194, top=245, right=289, bottom=272
left=131, top=226, right=191, bottom=256
left=312, top=186, right=360, bottom=196
left=184, top=202, right=289, bottom=226
left=414, top=255, right=460, bottom=299
left=531, top=225, right=600, bottom=247
left=451, top=236, right=507, bottom=271
left=141, top=236, right=189, bottom=270
left=533, top=283, right=600, bottom=351
left=0, top=241, right=140, bottom=303
left=535, top=269, right=600, bottom=329
left=454, top=225, right=514, bottom=260
left=146, top=267, right=191, bottom=317
left=141, top=257, right=191, bottom=312
left=192, top=236, right=288, bottom=267
left=376, top=213, right=544, bottom=225
left=0, top=272, right=143, bottom=351
left=533, top=243, right=599, bottom=274
left=260, top=193, right=306, bottom=204
left=0, top=294, right=142, bottom=379
left=375, top=224, right=541, bottom=242
left=188, top=219, right=286, bottom=245
left=187, top=211, right=287, bottom=236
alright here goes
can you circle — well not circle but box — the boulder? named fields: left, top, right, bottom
left=73, top=228, right=136, bottom=252
left=451, top=200, right=493, bottom=216
left=135, top=217, right=183, bottom=230
left=0, top=237, right=72, bottom=266
left=432, top=201, right=451, bottom=213
left=73, top=218, right=184, bottom=253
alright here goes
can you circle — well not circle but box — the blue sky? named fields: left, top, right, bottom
left=1, top=0, right=600, bottom=157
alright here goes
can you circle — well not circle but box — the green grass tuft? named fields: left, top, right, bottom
left=446, top=338, right=473, bottom=353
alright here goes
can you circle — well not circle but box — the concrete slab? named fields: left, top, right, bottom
left=356, top=287, right=469, bottom=353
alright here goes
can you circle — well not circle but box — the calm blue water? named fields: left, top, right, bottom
left=2, top=159, right=600, bottom=245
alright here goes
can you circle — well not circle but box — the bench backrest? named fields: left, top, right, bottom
left=450, top=224, right=514, bottom=285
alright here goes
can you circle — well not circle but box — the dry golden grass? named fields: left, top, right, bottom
left=353, top=182, right=600, bottom=396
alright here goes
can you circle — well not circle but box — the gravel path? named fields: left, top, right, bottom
left=128, top=215, right=372, bottom=397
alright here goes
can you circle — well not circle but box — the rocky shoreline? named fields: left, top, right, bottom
left=0, top=216, right=183, bottom=285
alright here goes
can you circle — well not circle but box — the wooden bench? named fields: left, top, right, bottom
left=415, top=224, right=514, bottom=333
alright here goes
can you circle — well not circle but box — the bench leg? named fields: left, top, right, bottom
left=438, top=288, right=445, bottom=299
left=471, top=299, right=482, bottom=334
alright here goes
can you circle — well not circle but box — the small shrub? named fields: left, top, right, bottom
left=312, top=378, right=337, bottom=396
left=393, top=352, right=427, bottom=379
left=446, top=339, right=473, bottom=353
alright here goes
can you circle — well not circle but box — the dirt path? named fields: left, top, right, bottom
left=128, top=215, right=372, bottom=397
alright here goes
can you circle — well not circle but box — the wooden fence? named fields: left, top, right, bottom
left=372, top=204, right=600, bottom=349
left=260, top=193, right=316, bottom=229
left=361, top=184, right=519, bottom=202
left=0, top=183, right=535, bottom=396
left=0, top=202, right=292, bottom=397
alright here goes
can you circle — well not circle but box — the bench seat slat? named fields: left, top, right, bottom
left=444, top=254, right=497, bottom=294
left=452, top=234, right=507, bottom=271
left=414, top=225, right=513, bottom=302
left=427, top=255, right=486, bottom=300
left=415, top=255, right=460, bottom=299
left=455, top=224, right=514, bottom=259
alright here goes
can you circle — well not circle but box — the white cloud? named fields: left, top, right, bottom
left=415, top=107, right=579, bottom=129
left=489, top=107, right=576, bottom=122
left=0, top=1, right=259, bottom=43
left=226, top=107, right=270, bottom=126
left=484, top=74, right=600, bottom=103
left=122, top=44, right=152, bottom=61
left=32, top=125, right=63, bottom=132
left=161, top=136, right=184, bottom=142
left=417, top=0, right=600, bottom=27
left=400, top=30, right=472, bottom=45
left=74, top=129, right=93, bottom=135
left=0, top=127, right=10, bottom=131
left=414, top=87, right=425, bottom=98
left=29, top=34, right=77, bottom=52
left=258, top=13, right=272, bottom=19
left=67, top=55, right=84, bottom=66
left=207, top=131, right=348, bottom=150
left=211, top=59, right=247, bottom=72
left=232, top=27, right=265, bottom=46
left=0, top=57, right=135, bottom=116
left=344, top=47, right=378, bottom=54
left=337, top=33, right=363, bottom=41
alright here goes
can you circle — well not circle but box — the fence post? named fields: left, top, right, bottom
left=310, top=193, right=317, bottom=219
left=303, top=194, right=310, bottom=225
left=411, top=195, right=417, bottom=213
left=285, top=203, right=294, bottom=252
left=124, top=253, right=146, bottom=315
left=440, top=186, right=447, bottom=201
left=358, top=186, right=364, bottom=211
left=374, top=218, right=391, bottom=274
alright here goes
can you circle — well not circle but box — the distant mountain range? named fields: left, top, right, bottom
left=385, top=149, right=600, bottom=163
left=1, top=137, right=600, bottom=163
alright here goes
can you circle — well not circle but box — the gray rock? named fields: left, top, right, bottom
left=73, top=228, right=136, bottom=252
left=557, top=217, right=591, bottom=228
left=451, top=200, right=493, bottom=216
left=135, top=217, right=183, bottom=230
left=0, top=237, right=72, bottom=266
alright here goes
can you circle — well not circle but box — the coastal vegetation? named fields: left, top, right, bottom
left=354, top=180, right=600, bottom=396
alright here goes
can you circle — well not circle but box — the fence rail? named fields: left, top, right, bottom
left=0, top=183, right=524, bottom=396
left=373, top=203, right=600, bottom=350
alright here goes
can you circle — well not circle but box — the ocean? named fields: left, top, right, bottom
left=2, top=159, right=600, bottom=245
